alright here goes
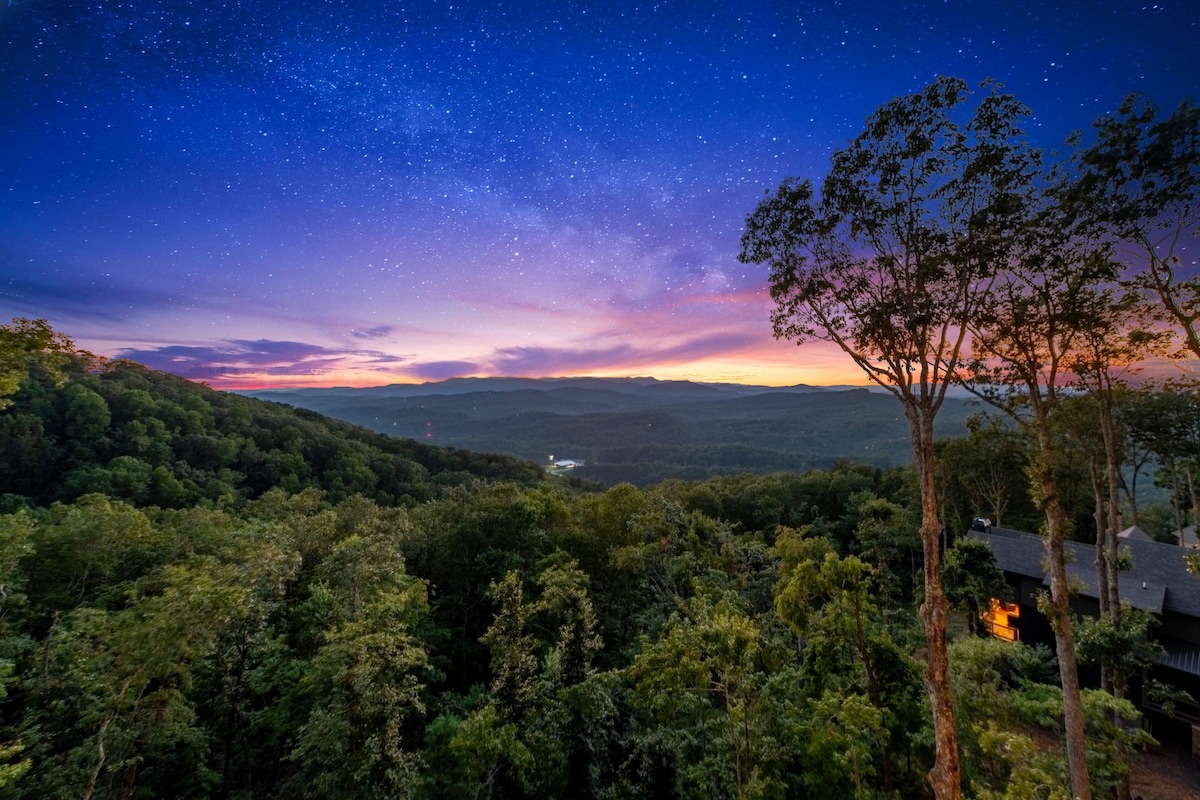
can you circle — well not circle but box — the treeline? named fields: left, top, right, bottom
left=578, top=443, right=817, bottom=485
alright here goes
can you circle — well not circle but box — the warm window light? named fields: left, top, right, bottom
left=982, top=598, right=1020, bottom=642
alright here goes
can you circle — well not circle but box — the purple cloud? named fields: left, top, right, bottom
left=488, top=344, right=641, bottom=375
left=350, top=325, right=395, bottom=340
left=478, top=330, right=761, bottom=377
left=404, top=360, right=483, bottom=381
left=116, top=338, right=408, bottom=384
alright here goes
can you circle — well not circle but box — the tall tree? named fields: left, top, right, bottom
left=963, top=196, right=1131, bottom=799
left=20, top=555, right=250, bottom=799
left=740, top=76, right=1037, bottom=800
left=775, top=529, right=926, bottom=794
left=1122, top=386, right=1200, bottom=541
left=935, top=418, right=1035, bottom=532
left=1065, top=94, right=1200, bottom=370
left=290, top=533, right=434, bottom=799
left=627, top=589, right=780, bottom=799
left=1058, top=297, right=1164, bottom=659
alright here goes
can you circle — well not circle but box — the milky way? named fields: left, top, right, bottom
left=2, top=1, right=1197, bottom=388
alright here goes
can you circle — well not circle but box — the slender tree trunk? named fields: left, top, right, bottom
left=1090, top=465, right=1114, bottom=694
left=1089, top=460, right=1111, bottom=618
left=1187, top=464, right=1199, bottom=540
left=1099, top=396, right=1123, bottom=620
left=1167, top=459, right=1185, bottom=545
left=1045, top=511, right=1093, bottom=800
left=909, top=407, right=961, bottom=800
left=82, top=714, right=112, bottom=800
left=1099, top=400, right=1134, bottom=800
left=1125, top=459, right=1142, bottom=527
left=1033, top=417, right=1092, bottom=800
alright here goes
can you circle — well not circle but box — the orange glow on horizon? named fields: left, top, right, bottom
left=124, top=335, right=882, bottom=391
left=210, top=363, right=878, bottom=392
left=198, top=352, right=878, bottom=391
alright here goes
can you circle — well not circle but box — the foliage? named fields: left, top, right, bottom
left=943, top=536, right=1009, bottom=634
left=1074, top=608, right=1165, bottom=694
left=971, top=722, right=1071, bottom=800
left=935, top=419, right=1040, bottom=534
left=1064, top=94, right=1200, bottom=367
left=289, top=575, right=433, bottom=798
left=0, top=318, right=77, bottom=411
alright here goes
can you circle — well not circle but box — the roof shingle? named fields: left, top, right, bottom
left=968, top=527, right=1200, bottom=618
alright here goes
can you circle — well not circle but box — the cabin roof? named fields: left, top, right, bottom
left=969, top=527, right=1200, bottom=619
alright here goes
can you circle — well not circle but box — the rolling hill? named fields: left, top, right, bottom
left=242, top=378, right=982, bottom=485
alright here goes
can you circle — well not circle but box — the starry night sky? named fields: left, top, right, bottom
left=2, top=1, right=1197, bottom=389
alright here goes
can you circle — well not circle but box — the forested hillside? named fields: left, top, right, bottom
left=0, top=340, right=1174, bottom=798
left=0, top=357, right=548, bottom=513
left=242, top=379, right=980, bottom=485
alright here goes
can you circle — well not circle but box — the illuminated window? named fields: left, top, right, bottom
left=981, top=598, right=1020, bottom=642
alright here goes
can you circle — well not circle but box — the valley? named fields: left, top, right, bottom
left=243, top=377, right=981, bottom=485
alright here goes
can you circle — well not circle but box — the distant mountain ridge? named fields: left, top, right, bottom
left=240, top=377, right=978, bottom=486
left=247, top=376, right=843, bottom=401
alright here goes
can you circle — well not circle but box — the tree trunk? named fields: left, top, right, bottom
left=82, top=714, right=111, bottom=800
left=1187, top=464, right=1199, bottom=541
left=1089, top=461, right=1111, bottom=620
left=1168, top=459, right=1185, bottom=545
left=1099, top=392, right=1127, bottom=793
left=1033, top=417, right=1092, bottom=800
left=1045, top=504, right=1093, bottom=800
left=1099, top=394, right=1123, bottom=621
left=909, top=405, right=961, bottom=800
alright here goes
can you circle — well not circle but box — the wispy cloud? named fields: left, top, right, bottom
left=0, top=262, right=179, bottom=324
left=117, top=338, right=408, bottom=384
left=425, top=330, right=763, bottom=378
left=350, top=325, right=395, bottom=340
left=487, top=344, right=642, bottom=375
left=403, top=359, right=482, bottom=381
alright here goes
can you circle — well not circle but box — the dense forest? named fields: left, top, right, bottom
left=0, top=358, right=551, bottom=513
left=0, top=322, right=1191, bottom=799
